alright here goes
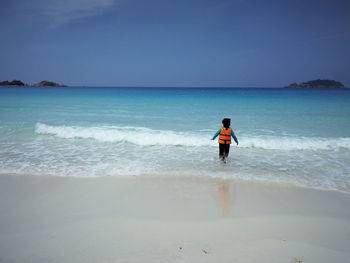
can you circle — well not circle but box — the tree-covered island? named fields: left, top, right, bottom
left=0, top=80, right=26, bottom=86
left=285, top=79, right=345, bottom=89
left=0, top=80, right=66, bottom=87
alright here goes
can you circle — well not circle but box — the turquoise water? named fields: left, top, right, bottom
left=1, top=87, right=350, bottom=192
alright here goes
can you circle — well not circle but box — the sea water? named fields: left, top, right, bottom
left=0, top=87, right=349, bottom=192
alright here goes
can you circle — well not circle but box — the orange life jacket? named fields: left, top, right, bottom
left=218, top=127, right=232, bottom=144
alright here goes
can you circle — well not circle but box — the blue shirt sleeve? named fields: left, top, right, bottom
left=212, top=128, right=221, bottom=140
left=231, top=129, right=238, bottom=144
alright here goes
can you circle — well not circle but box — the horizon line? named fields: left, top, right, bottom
left=1, top=85, right=349, bottom=89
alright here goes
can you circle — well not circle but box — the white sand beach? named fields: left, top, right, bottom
left=0, top=174, right=349, bottom=263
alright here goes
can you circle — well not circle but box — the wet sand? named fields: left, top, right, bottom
left=0, top=174, right=350, bottom=263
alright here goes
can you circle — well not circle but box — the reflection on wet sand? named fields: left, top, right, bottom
left=217, top=179, right=232, bottom=215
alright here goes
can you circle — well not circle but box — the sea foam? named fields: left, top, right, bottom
left=35, top=123, right=350, bottom=150
left=35, top=123, right=209, bottom=146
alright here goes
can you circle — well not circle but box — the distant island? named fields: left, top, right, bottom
left=0, top=80, right=67, bottom=87
left=32, top=81, right=67, bottom=87
left=285, top=79, right=345, bottom=89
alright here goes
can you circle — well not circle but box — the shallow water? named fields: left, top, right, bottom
left=1, top=87, right=349, bottom=192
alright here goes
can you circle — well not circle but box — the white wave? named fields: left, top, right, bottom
left=35, top=123, right=350, bottom=150
left=240, top=136, right=350, bottom=150
left=35, top=123, right=210, bottom=146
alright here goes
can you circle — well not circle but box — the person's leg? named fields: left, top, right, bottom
left=219, top=144, right=224, bottom=159
left=224, top=144, right=230, bottom=158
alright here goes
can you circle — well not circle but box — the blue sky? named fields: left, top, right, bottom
left=1, top=0, right=350, bottom=87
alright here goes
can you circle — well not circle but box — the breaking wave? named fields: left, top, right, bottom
left=35, top=123, right=350, bottom=150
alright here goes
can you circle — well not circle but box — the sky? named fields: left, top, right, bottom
left=1, top=0, right=350, bottom=87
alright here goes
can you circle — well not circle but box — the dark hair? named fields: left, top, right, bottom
left=222, top=118, right=231, bottom=129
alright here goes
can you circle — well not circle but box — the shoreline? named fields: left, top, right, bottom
left=2, top=172, right=350, bottom=195
left=1, top=174, right=350, bottom=262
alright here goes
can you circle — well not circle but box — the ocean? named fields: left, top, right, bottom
left=0, top=87, right=349, bottom=192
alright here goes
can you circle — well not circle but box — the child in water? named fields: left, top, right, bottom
left=212, top=118, right=238, bottom=161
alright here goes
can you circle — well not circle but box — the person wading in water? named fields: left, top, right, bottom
left=212, top=118, right=238, bottom=162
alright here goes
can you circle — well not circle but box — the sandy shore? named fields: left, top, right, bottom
left=0, top=174, right=349, bottom=263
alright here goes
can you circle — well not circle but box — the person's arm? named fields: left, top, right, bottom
left=231, top=130, right=238, bottom=145
left=212, top=128, right=221, bottom=140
